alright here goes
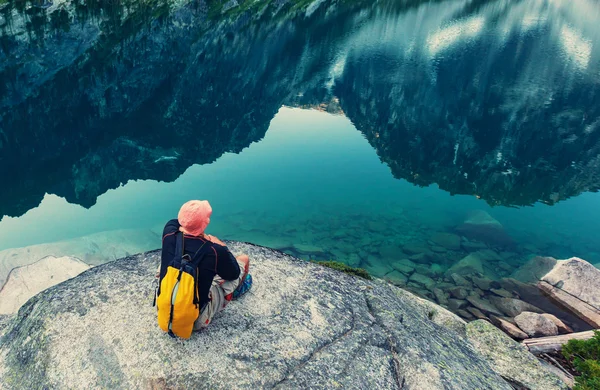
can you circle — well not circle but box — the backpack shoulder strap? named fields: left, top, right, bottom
left=174, top=231, right=185, bottom=261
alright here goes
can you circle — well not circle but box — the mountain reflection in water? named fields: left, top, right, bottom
left=0, top=0, right=599, bottom=309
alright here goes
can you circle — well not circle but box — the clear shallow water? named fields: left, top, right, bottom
left=1, top=0, right=600, bottom=323
left=1, top=106, right=599, bottom=263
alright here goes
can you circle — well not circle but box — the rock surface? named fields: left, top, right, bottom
left=514, top=312, right=558, bottom=337
left=0, top=256, right=90, bottom=315
left=541, top=257, right=600, bottom=310
left=466, top=320, right=567, bottom=390
left=0, top=243, right=520, bottom=389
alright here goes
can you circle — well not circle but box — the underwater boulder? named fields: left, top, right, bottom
left=456, top=210, right=514, bottom=248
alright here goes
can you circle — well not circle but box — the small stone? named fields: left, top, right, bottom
left=435, top=282, right=455, bottom=290
left=488, top=296, right=543, bottom=317
left=457, top=309, right=474, bottom=320
left=433, top=288, right=448, bottom=305
left=448, top=286, right=469, bottom=300
left=514, top=312, right=558, bottom=337
left=472, top=277, right=492, bottom=291
left=497, top=262, right=514, bottom=272
left=541, top=314, right=573, bottom=334
left=490, top=288, right=513, bottom=298
left=467, top=307, right=488, bottom=320
left=402, top=243, right=429, bottom=255
left=384, top=271, right=408, bottom=286
left=450, top=273, right=471, bottom=287
left=466, top=296, right=503, bottom=316
left=391, top=259, right=416, bottom=275
left=409, top=273, right=436, bottom=291
left=430, top=233, right=462, bottom=251
left=409, top=252, right=432, bottom=264
left=489, top=315, right=528, bottom=340
left=446, top=253, right=484, bottom=276
left=414, top=265, right=436, bottom=278
left=364, top=262, right=394, bottom=278
left=379, top=243, right=401, bottom=259
left=448, top=299, right=469, bottom=310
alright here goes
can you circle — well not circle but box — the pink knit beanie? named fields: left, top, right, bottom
left=178, top=200, right=212, bottom=236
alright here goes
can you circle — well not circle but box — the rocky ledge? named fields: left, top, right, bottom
left=0, top=243, right=565, bottom=389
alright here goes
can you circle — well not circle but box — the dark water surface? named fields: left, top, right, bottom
left=1, top=0, right=599, bottom=322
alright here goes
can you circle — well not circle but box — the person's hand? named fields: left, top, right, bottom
left=205, top=234, right=226, bottom=246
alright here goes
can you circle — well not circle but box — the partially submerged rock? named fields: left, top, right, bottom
left=541, top=257, right=600, bottom=310
left=514, top=312, right=558, bottom=337
left=466, top=320, right=567, bottom=390
left=446, top=253, right=484, bottom=276
left=430, top=233, right=461, bottom=251
left=0, top=243, right=518, bottom=389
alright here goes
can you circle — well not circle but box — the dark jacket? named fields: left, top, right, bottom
left=160, top=219, right=240, bottom=308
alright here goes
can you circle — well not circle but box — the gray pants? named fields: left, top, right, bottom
left=194, top=258, right=247, bottom=330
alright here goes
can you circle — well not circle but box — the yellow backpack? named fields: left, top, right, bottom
left=156, top=233, right=206, bottom=338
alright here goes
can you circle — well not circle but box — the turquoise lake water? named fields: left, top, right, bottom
left=1, top=106, right=599, bottom=265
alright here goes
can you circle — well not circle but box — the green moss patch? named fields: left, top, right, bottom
left=315, top=261, right=372, bottom=280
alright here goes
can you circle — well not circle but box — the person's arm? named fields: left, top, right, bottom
left=213, top=244, right=241, bottom=281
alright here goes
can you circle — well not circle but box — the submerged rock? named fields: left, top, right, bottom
left=466, top=320, right=567, bottom=390
left=466, top=296, right=503, bottom=316
left=448, top=286, right=469, bottom=300
left=511, top=256, right=557, bottom=284
left=430, top=233, right=461, bottom=251
left=0, top=243, right=518, bottom=389
left=384, top=270, right=408, bottom=286
left=456, top=211, right=514, bottom=248
left=391, top=259, right=416, bottom=275
left=488, top=296, right=544, bottom=318
left=446, top=253, right=484, bottom=276
left=514, top=312, right=558, bottom=337
left=408, top=273, right=436, bottom=291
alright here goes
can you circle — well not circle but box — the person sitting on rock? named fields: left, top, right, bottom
left=157, top=200, right=252, bottom=330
